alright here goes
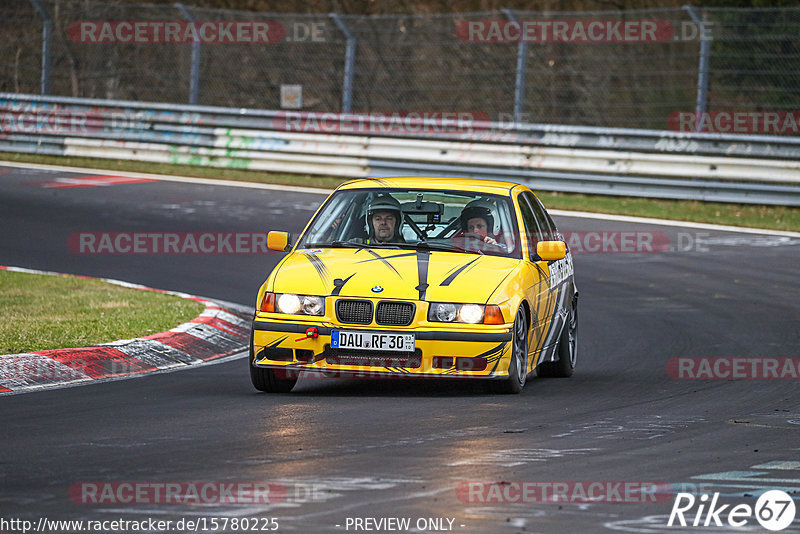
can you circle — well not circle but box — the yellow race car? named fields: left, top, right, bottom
left=250, top=177, right=578, bottom=393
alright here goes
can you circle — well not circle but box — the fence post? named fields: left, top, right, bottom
left=502, top=9, right=528, bottom=123
left=175, top=3, right=200, bottom=105
left=28, top=0, right=52, bottom=95
left=330, top=13, right=356, bottom=113
left=683, top=6, right=711, bottom=132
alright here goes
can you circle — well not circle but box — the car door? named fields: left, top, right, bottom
left=514, top=190, right=555, bottom=371
left=519, top=191, right=572, bottom=360
left=525, top=192, right=575, bottom=355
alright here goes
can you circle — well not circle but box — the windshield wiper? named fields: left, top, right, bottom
left=329, top=240, right=367, bottom=249
left=407, top=240, right=481, bottom=254
left=305, top=241, right=400, bottom=250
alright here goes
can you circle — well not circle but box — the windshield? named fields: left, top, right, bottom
left=299, top=188, right=522, bottom=258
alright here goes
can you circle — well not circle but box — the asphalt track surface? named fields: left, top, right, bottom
left=1, top=164, right=800, bottom=534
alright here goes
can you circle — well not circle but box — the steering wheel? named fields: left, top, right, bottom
left=464, top=232, right=507, bottom=252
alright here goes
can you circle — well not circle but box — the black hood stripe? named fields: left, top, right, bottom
left=357, top=252, right=417, bottom=263
left=305, top=253, right=329, bottom=284
left=331, top=273, right=356, bottom=296
left=364, top=249, right=403, bottom=278
left=440, top=257, right=480, bottom=287
left=415, top=249, right=430, bottom=301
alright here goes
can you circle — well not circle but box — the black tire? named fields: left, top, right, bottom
left=488, top=306, right=528, bottom=394
left=538, top=301, right=577, bottom=378
left=249, top=329, right=297, bottom=393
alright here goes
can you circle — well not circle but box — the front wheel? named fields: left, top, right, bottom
left=488, top=306, right=528, bottom=394
left=249, top=330, right=297, bottom=393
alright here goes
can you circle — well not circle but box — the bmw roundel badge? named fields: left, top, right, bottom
left=371, top=286, right=384, bottom=293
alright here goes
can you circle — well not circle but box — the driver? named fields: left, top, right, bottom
left=458, top=199, right=500, bottom=246
left=366, top=195, right=404, bottom=244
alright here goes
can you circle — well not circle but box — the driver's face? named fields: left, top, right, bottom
left=372, top=211, right=396, bottom=242
left=467, top=217, right=489, bottom=237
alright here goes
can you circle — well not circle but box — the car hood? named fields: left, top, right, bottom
left=270, top=247, right=520, bottom=303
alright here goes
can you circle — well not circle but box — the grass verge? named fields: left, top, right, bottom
left=0, top=269, right=205, bottom=354
left=2, top=152, right=798, bottom=232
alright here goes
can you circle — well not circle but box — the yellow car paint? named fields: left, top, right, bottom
left=251, top=177, right=577, bottom=385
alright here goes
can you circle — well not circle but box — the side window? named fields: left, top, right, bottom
left=530, top=194, right=557, bottom=241
left=542, top=209, right=559, bottom=241
left=517, top=193, right=543, bottom=260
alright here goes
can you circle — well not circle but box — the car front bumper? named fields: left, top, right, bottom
left=252, top=318, right=514, bottom=379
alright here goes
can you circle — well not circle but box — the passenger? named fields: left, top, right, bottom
left=457, top=199, right=501, bottom=247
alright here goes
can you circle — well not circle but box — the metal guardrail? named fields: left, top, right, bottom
left=1, top=93, right=799, bottom=206
left=11, top=4, right=800, bottom=132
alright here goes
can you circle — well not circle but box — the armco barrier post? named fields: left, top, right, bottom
left=502, top=9, right=528, bottom=123
left=28, top=0, right=52, bottom=95
left=175, top=3, right=201, bottom=105
left=683, top=5, right=711, bottom=133
left=330, top=13, right=356, bottom=113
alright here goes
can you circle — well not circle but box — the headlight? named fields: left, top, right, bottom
left=458, top=304, right=484, bottom=324
left=271, top=293, right=325, bottom=316
left=277, top=294, right=301, bottom=314
left=301, top=295, right=324, bottom=316
left=428, top=302, right=485, bottom=324
left=431, top=303, right=458, bottom=322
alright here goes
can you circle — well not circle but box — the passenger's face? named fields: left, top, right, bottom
left=467, top=217, right=489, bottom=237
left=372, top=211, right=396, bottom=241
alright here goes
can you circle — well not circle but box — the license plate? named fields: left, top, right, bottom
left=331, top=330, right=415, bottom=352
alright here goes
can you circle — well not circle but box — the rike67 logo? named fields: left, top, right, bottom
left=668, top=490, right=796, bottom=531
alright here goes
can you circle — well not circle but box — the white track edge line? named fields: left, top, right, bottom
left=0, top=160, right=334, bottom=195
left=2, top=159, right=797, bottom=236
left=547, top=209, right=800, bottom=237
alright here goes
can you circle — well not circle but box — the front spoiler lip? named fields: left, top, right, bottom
left=251, top=363, right=508, bottom=380
left=252, top=320, right=512, bottom=342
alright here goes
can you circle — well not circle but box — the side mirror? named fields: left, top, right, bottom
left=267, top=231, right=292, bottom=252
left=536, top=240, right=566, bottom=261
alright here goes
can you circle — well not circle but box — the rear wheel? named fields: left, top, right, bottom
left=249, top=330, right=297, bottom=393
left=488, top=306, right=528, bottom=394
left=538, top=301, right=577, bottom=378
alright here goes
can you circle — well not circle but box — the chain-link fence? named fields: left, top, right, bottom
left=2, top=0, right=800, bottom=130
